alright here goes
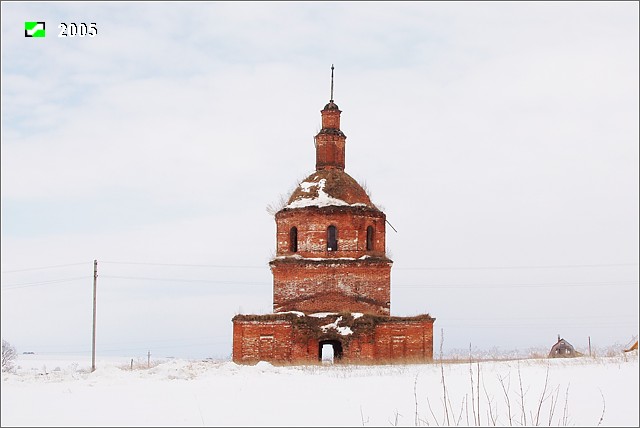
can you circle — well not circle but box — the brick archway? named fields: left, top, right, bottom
left=318, top=339, right=343, bottom=362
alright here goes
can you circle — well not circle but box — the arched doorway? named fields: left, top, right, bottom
left=318, top=340, right=343, bottom=363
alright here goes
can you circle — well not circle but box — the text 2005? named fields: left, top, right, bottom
left=58, top=23, right=97, bottom=37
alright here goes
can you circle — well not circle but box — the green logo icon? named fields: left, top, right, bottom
left=25, top=22, right=45, bottom=37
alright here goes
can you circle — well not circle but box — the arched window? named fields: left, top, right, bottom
left=289, top=227, right=298, bottom=252
left=366, top=226, right=374, bottom=251
left=327, top=225, right=338, bottom=251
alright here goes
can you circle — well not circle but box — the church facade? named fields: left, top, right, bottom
left=232, top=72, right=435, bottom=364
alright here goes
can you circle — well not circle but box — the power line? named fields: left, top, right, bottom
left=102, top=261, right=638, bottom=270
left=3, top=260, right=636, bottom=274
left=13, top=342, right=231, bottom=356
left=96, top=335, right=230, bottom=347
left=100, top=261, right=268, bottom=269
left=438, top=314, right=637, bottom=322
left=1, top=276, right=87, bottom=290
left=394, top=280, right=638, bottom=289
left=1, top=262, right=90, bottom=274
left=98, top=341, right=228, bottom=353
left=394, top=263, right=639, bottom=271
left=101, top=275, right=268, bottom=286
left=3, top=275, right=636, bottom=290
left=89, top=276, right=640, bottom=289
left=437, top=322, right=638, bottom=329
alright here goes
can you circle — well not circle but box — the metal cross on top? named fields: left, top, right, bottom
left=330, top=64, right=334, bottom=102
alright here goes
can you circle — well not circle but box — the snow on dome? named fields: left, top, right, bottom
left=300, top=181, right=317, bottom=193
left=284, top=169, right=378, bottom=210
left=287, top=178, right=356, bottom=209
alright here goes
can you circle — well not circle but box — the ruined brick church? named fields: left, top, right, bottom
left=232, top=68, right=435, bottom=364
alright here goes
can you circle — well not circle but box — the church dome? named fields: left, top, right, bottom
left=323, top=101, right=340, bottom=110
left=285, top=169, right=377, bottom=210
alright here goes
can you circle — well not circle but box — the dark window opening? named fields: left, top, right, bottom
left=290, top=227, right=298, bottom=252
left=327, top=225, right=338, bottom=251
left=366, top=226, right=374, bottom=251
left=318, top=340, right=343, bottom=363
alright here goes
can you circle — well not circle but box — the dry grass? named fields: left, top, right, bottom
left=118, top=357, right=163, bottom=371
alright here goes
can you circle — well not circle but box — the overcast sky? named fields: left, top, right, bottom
left=1, top=1, right=638, bottom=360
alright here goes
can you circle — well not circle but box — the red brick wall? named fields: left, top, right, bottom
left=232, top=315, right=434, bottom=364
left=373, top=321, right=435, bottom=361
left=275, top=207, right=387, bottom=258
left=316, top=133, right=345, bottom=171
left=271, top=259, right=391, bottom=315
left=232, top=320, right=294, bottom=363
left=316, top=108, right=344, bottom=170
left=321, top=108, right=340, bottom=129
left=233, top=317, right=320, bottom=364
left=272, top=205, right=391, bottom=315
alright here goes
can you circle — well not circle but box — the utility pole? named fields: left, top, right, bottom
left=91, top=259, right=98, bottom=372
left=147, top=350, right=151, bottom=368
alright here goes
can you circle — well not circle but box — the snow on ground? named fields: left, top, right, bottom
left=2, top=353, right=638, bottom=427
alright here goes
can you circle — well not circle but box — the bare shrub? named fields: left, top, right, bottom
left=597, top=389, right=606, bottom=426
left=440, top=329, right=451, bottom=425
left=2, top=339, right=17, bottom=373
left=266, top=193, right=289, bottom=216
left=119, top=357, right=163, bottom=371
left=266, top=177, right=307, bottom=216
left=358, top=180, right=372, bottom=199
left=417, top=354, right=583, bottom=426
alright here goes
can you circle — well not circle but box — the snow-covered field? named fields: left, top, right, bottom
left=2, top=353, right=638, bottom=427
